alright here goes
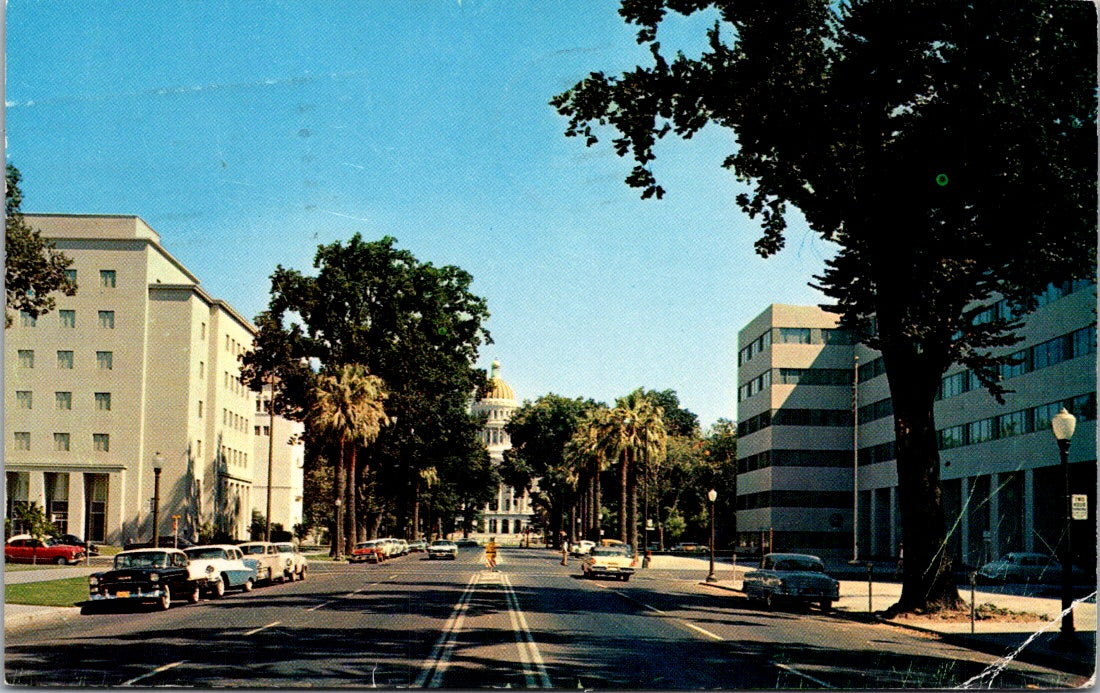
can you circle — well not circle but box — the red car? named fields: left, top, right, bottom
left=348, top=540, right=386, bottom=564
left=5, top=535, right=86, bottom=564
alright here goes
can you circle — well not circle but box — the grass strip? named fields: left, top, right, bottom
left=5, top=577, right=88, bottom=607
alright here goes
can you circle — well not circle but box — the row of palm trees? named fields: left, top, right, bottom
left=565, top=389, right=668, bottom=555
left=309, top=363, right=390, bottom=558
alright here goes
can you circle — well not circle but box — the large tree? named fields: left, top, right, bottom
left=5, top=164, right=76, bottom=327
left=553, top=0, right=1096, bottom=612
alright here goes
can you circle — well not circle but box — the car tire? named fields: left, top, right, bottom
left=299, top=567, right=307, bottom=581
left=212, top=577, right=227, bottom=598
left=159, top=585, right=172, bottom=611
left=818, top=600, right=832, bottom=612
left=80, top=603, right=99, bottom=615
left=188, top=583, right=201, bottom=604
left=763, top=593, right=775, bottom=611
left=54, top=556, right=69, bottom=565
left=242, top=578, right=254, bottom=592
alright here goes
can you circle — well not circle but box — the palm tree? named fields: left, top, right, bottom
left=571, top=407, right=613, bottom=542
left=310, top=363, right=389, bottom=558
left=601, top=390, right=667, bottom=555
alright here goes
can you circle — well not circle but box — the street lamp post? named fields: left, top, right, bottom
left=1051, top=407, right=1077, bottom=646
left=265, top=375, right=275, bottom=542
left=706, top=488, right=718, bottom=583
left=152, top=456, right=163, bottom=547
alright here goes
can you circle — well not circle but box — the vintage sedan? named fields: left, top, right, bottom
left=184, top=545, right=257, bottom=596
left=350, top=540, right=387, bottom=564
left=581, top=545, right=636, bottom=581
left=5, top=535, right=85, bottom=565
left=237, top=541, right=285, bottom=584
left=84, top=548, right=206, bottom=612
left=976, top=552, right=1089, bottom=585
left=569, top=540, right=596, bottom=557
left=51, top=533, right=100, bottom=556
left=427, top=540, right=458, bottom=560
left=743, top=553, right=840, bottom=611
left=274, top=542, right=308, bottom=581
left=407, top=540, right=427, bottom=552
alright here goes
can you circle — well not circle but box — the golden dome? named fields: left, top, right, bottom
left=483, top=360, right=516, bottom=402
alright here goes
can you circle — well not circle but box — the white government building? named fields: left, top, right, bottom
left=736, top=283, right=1095, bottom=571
left=466, top=361, right=538, bottom=545
left=5, top=214, right=304, bottom=545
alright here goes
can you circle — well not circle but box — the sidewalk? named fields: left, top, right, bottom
left=702, top=568, right=1097, bottom=677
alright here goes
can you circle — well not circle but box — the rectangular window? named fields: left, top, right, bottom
left=92, top=434, right=110, bottom=452
left=53, top=433, right=71, bottom=451
left=99, top=270, right=116, bottom=287
left=98, top=311, right=115, bottom=329
left=200, top=322, right=206, bottom=340
left=777, top=327, right=813, bottom=344
left=15, top=391, right=32, bottom=409
left=1072, top=325, right=1096, bottom=359
left=198, top=361, right=205, bottom=378
left=64, top=269, right=77, bottom=285
left=20, top=311, right=37, bottom=327
left=96, top=351, right=113, bottom=370
left=968, top=418, right=994, bottom=445
left=997, top=409, right=1031, bottom=438
left=95, top=392, right=111, bottom=411
left=59, top=310, right=76, bottom=328
left=196, top=440, right=202, bottom=458
left=938, top=425, right=966, bottom=450
left=13, top=432, right=30, bottom=450
left=18, top=350, right=34, bottom=368
left=57, top=351, right=73, bottom=369
left=55, top=392, right=72, bottom=410
left=198, top=401, right=203, bottom=418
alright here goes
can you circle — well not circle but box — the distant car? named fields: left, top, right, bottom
left=671, top=543, right=705, bottom=553
left=273, top=542, right=308, bottom=581
left=743, top=553, right=839, bottom=611
left=123, top=536, right=195, bottom=551
left=977, top=552, right=1089, bottom=584
left=570, top=540, right=596, bottom=556
left=184, top=545, right=257, bottom=596
left=5, top=535, right=85, bottom=565
left=427, top=540, right=458, bottom=560
left=455, top=538, right=480, bottom=548
left=237, top=541, right=285, bottom=583
left=85, top=548, right=205, bottom=612
left=394, top=539, right=410, bottom=556
left=50, top=534, right=100, bottom=556
left=581, top=545, right=635, bottom=581
left=350, top=540, right=387, bottom=564
left=407, top=540, right=427, bottom=552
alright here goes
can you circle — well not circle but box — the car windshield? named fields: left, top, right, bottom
left=241, top=545, right=266, bottom=555
left=774, top=558, right=824, bottom=572
left=185, top=548, right=228, bottom=561
left=115, top=552, right=170, bottom=569
left=275, top=544, right=294, bottom=553
left=431, top=541, right=454, bottom=547
left=356, top=542, right=376, bottom=549
left=591, top=547, right=630, bottom=557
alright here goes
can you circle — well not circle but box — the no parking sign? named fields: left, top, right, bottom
left=1071, top=494, right=1088, bottom=520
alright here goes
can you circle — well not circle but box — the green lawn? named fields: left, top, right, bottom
left=5, top=577, right=88, bottom=607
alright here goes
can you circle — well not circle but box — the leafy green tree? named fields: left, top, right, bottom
left=553, top=0, right=1095, bottom=613
left=15, top=502, right=58, bottom=565
left=5, top=165, right=76, bottom=328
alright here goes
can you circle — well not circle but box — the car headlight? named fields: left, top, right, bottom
left=150, top=573, right=159, bottom=582
left=777, top=579, right=788, bottom=593
left=89, top=576, right=99, bottom=587
left=206, top=565, right=216, bottom=574
left=286, top=558, right=292, bottom=567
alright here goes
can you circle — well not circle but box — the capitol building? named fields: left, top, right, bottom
left=466, top=361, right=538, bottom=545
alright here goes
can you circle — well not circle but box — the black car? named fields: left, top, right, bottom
left=84, top=548, right=205, bottom=612
left=50, top=534, right=100, bottom=556
left=123, top=536, right=195, bottom=551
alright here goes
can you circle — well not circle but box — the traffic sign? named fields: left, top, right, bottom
left=1071, top=494, right=1088, bottom=520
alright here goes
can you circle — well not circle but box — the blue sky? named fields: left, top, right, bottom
left=6, top=0, right=835, bottom=427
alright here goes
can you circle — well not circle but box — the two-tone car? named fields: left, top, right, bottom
left=350, top=540, right=387, bottom=563
left=237, top=541, right=285, bottom=584
left=274, top=542, right=308, bottom=581
left=183, top=544, right=258, bottom=596
left=84, top=548, right=206, bottom=612
left=581, top=545, right=635, bottom=581
left=5, top=535, right=86, bottom=565
left=742, top=552, right=840, bottom=611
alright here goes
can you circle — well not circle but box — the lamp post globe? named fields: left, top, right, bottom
left=706, top=489, right=718, bottom=583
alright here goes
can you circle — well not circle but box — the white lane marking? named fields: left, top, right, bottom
left=307, top=580, right=382, bottom=611
left=502, top=573, right=552, bottom=688
left=774, top=662, right=834, bottom=688
left=680, top=621, right=722, bottom=641
left=414, top=572, right=480, bottom=688
left=120, top=660, right=186, bottom=686
left=243, top=621, right=281, bottom=636
left=598, top=582, right=726, bottom=642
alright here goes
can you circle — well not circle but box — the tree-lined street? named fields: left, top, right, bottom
left=5, top=548, right=1085, bottom=688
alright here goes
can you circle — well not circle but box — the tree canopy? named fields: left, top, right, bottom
left=553, top=0, right=1096, bottom=612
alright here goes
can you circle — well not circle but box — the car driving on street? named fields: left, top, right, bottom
left=581, top=545, right=635, bottom=581
left=427, top=540, right=458, bottom=560
left=743, top=552, right=840, bottom=611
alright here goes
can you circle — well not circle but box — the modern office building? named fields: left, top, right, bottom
left=466, top=361, right=537, bottom=545
left=736, top=282, right=1096, bottom=570
left=253, top=383, right=306, bottom=535
left=4, top=214, right=303, bottom=545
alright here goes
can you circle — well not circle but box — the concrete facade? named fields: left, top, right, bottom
left=736, top=284, right=1096, bottom=570
left=5, top=214, right=303, bottom=545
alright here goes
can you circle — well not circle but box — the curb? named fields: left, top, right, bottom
left=698, top=581, right=1093, bottom=677
left=4, top=606, right=81, bottom=634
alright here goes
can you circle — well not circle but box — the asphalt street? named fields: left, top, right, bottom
left=4, top=547, right=1088, bottom=688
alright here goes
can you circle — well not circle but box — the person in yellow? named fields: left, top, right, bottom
left=485, top=537, right=499, bottom=572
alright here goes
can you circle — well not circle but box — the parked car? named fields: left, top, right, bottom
left=581, top=545, right=635, bottom=581
left=407, top=540, right=427, bottom=552
left=123, top=536, right=195, bottom=551
left=395, top=539, right=410, bottom=556
left=570, top=540, right=596, bottom=556
left=671, top=542, right=705, bottom=553
left=183, top=545, right=257, bottom=596
left=427, top=540, right=458, bottom=560
left=976, top=552, right=1089, bottom=584
left=50, top=533, right=100, bottom=556
left=455, top=538, right=480, bottom=548
left=350, top=540, right=387, bottom=564
left=84, top=548, right=206, bottom=612
left=5, top=535, right=85, bottom=565
left=742, top=553, right=840, bottom=611
left=274, top=542, right=308, bottom=581
left=237, top=541, right=285, bottom=583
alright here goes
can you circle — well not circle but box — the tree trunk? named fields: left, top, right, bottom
left=619, top=450, right=629, bottom=543
left=627, top=449, right=638, bottom=556
left=332, top=437, right=346, bottom=558
left=880, top=326, right=962, bottom=614
left=344, top=444, right=357, bottom=556
left=592, top=465, right=602, bottom=543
